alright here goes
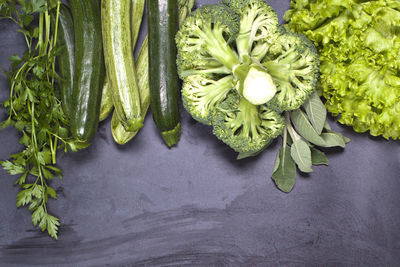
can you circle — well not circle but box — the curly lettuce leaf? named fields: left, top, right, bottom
left=285, top=0, right=400, bottom=140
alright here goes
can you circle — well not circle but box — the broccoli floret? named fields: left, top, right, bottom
left=176, top=1, right=319, bottom=156
left=262, top=31, right=320, bottom=111
left=182, top=75, right=233, bottom=125
left=222, top=0, right=279, bottom=61
left=212, top=91, right=285, bottom=154
left=176, top=4, right=240, bottom=79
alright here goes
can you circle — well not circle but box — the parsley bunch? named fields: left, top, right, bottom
left=0, top=0, right=86, bottom=239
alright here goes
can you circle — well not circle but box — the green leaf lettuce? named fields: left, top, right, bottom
left=285, top=0, right=400, bottom=140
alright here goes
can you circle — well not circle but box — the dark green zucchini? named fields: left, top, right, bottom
left=69, top=0, right=105, bottom=142
left=52, top=3, right=75, bottom=117
left=147, top=0, right=181, bottom=147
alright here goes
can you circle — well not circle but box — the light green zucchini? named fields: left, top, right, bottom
left=112, top=37, right=150, bottom=144
left=99, top=75, right=114, bottom=122
left=101, top=0, right=143, bottom=132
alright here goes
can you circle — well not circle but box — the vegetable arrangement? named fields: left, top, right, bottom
left=0, top=0, right=194, bottom=239
left=176, top=0, right=348, bottom=192
left=0, top=0, right=355, bottom=239
left=285, top=0, right=400, bottom=140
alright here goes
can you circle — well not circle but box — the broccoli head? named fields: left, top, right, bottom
left=223, top=0, right=279, bottom=61
left=182, top=75, right=233, bottom=125
left=175, top=4, right=240, bottom=79
left=262, top=31, right=320, bottom=111
left=212, top=91, right=285, bottom=154
left=176, top=1, right=319, bottom=156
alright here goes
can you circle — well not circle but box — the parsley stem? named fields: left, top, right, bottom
left=31, top=103, right=37, bottom=150
left=53, top=3, right=61, bottom=49
left=53, top=136, right=58, bottom=164
left=51, top=2, right=61, bottom=88
left=48, top=133, right=58, bottom=165
left=44, top=8, right=50, bottom=53
left=46, top=130, right=68, bottom=144
left=49, top=133, right=55, bottom=163
left=38, top=13, right=45, bottom=55
left=9, top=62, right=29, bottom=116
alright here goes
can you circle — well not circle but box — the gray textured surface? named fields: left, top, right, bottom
left=1, top=1, right=400, bottom=266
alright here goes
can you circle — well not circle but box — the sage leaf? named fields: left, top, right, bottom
left=272, top=150, right=280, bottom=173
left=321, top=132, right=346, bottom=147
left=272, top=146, right=297, bottom=193
left=303, top=92, right=326, bottom=134
left=324, top=120, right=332, bottom=131
left=343, top=135, right=351, bottom=143
left=311, top=147, right=328, bottom=165
left=326, top=128, right=351, bottom=144
left=237, top=150, right=260, bottom=160
left=290, top=109, right=325, bottom=146
left=290, top=138, right=313, bottom=173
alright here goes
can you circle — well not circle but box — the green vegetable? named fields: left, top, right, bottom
left=70, top=0, right=105, bottom=142
left=212, top=90, right=285, bottom=154
left=109, top=0, right=145, bottom=144
left=130, top=0, right=145, bottom=46
left=102, top=0, right=144, bottom=133
left=112, top=0, right=195, bottom=145
left=285, top=0, right=400, bottom=140
left=0, top=0, right=88, bottom=239
left=272, top=128, right=296, bottom=193
left=99, top=0, right=145, bottom=124
left=111, top=37, right=150, bottom=144
left=52, top=3, right=74, bottom=117
left=177, top=0, right=348, bottom=192
left=271, top=94, right=350, bottom=192
left=99, top=75, right=113, bottom=122
left=178, top=0, right=195, bottom=25
left=148, top=0, right=181, bottom=147
left=176, top=0, right=319, bottom=154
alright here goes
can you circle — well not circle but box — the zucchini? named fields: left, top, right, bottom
left=99, top=75, right=113, bottom=122
left=131, top=0, right=145, bottom=47
left=112, top=0, right=194, bottom=145
left=52, top=4, right=75, bottom=117
left=69, top=0, right=105, bottom=142
left=100, top=0, right=144, bottom=124
left=147, top=0, right=181, bottom=147
left=101, top=0, right=143, bottom=132
left=112, top=37, right=150, bottom=144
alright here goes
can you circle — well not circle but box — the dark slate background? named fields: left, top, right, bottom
left=1, top=1, right=399, bottom=266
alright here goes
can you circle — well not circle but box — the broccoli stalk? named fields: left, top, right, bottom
left=194, top=22, right=240, bottom=70
left=232, top=59, right=277, bottom=106
left=243, top=66, right=276, bottom=105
